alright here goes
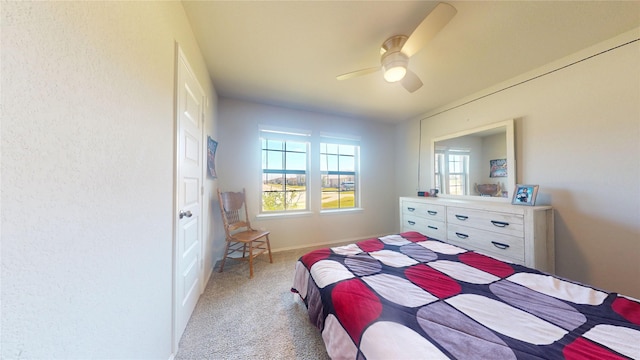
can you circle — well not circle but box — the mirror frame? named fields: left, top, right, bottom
left=430, top=119, right=515, bottom=202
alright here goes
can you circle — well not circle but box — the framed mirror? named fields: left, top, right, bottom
left=430, top=119, right=515, bottom=201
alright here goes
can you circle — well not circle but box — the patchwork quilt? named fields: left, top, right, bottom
left=291, top=232, right=640, bottom=359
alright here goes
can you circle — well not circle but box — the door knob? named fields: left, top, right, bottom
left=179, top=210, right=193, bottom=219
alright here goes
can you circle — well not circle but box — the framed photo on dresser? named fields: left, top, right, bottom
left=512, top=184, right=539, bottom=205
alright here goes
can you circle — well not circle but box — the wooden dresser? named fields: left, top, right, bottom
left=399, top=196, right=555, bottom=273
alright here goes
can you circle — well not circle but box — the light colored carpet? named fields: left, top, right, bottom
left=176, top=248, right=330, bottom=360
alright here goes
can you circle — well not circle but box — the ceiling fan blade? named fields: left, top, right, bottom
left=336, top=66, right=380, bottom=81
left=401, top=2, right=457, bottom=58
left=401, top=69, right=423, bottom=93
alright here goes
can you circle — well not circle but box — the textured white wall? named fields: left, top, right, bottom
left=216, top=98, right=397, bottom=256
left=1, top=2, right=216, bottom=358
left=396, top=29, right=640, bottom=299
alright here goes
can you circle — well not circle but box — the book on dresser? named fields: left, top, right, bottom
left=399, top=196, right=555, bottom=273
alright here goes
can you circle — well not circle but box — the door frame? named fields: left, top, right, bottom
left=172, top=43, right=207, bottom=355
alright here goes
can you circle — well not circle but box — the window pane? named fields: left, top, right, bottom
left=285, top=173, right=306, bottom=188
left=339, top=145, right=355, bottom=156
left=286, top=151, right=306, bottom=171
left=324, top=143, right=339, bottom=154
left=286, top=141, right=306, bottom=153
left=321, top=174, right=339, bottom=190
left=261, top=134, right=309, bottom=213
left=263, top=173, right=283, bottom=191
left=320, top=143, right=359, bottom=210
left=321, top=174, right=356, bottom=209
left=339, top=155, right=355, bottom=172
left=262, top=192, right=285, bottom=211
left=265, top=150, right=283, bottom=170
left=284, top=190, right=306, bottom=210
left=321, top=176, right=339, bottom=209
left=265, top=139, right=283, bottom=151
left=449, top=175, right=464, bottom=195
left=339, top=191, right=355, bottom=208
left=449, top=155, right=463, bottom=173
left=320, top=154, right=327, bottom=172
left=325, top=154, right=338, bottom=171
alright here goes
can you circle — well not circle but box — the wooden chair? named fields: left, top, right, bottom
left=217, top=188, right=272, bottom=278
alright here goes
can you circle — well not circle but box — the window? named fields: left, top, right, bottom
left=434, top=149, right=469, bottom=195
left=320, top=141, right=359, bottom=210
left=260, top=128, right=309, bottom=212
left=259, top=128, right=360, bottom=214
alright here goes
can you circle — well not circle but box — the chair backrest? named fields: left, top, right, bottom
left=217, top=188, right=252, bottom=236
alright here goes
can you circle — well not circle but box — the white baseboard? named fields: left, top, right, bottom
left=271, top=233, right=392, bottom=253
left=210, top=233, right=394, bottom=265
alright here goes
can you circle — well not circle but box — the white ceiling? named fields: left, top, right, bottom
left=182, top=1, right=640, bottom=123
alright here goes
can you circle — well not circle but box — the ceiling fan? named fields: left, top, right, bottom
left=336, top=2, right=457, bottom=93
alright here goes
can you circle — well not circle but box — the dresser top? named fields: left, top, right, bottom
left=400, top=196, right=552, bottom=213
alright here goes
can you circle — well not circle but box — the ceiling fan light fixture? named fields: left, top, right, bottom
left=381, top=50, right=409, bottom=83
left=383, top=66, right=407, bottom=83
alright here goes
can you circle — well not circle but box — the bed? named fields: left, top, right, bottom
left=291, top=232, right=640, bottom=359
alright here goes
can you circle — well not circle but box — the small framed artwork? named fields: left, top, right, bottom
left=490, top=159, right=507, bottom=178
left=207, top=136, right=218, bottom=178
left=512, top=184, right=539, bottom=206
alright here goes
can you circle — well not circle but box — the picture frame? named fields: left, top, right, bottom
left=207, top=136, right=218, bottom=178
left=512, top=184, right=539, bottom=206
left=489, top=159, right=507, bottom=178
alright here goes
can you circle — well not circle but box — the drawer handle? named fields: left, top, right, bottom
left=491, top=220, right=510, bottom=228
left=455, top=232, right=469, bottom=239
left=428, top=225, right=438, bottom=230
left=407, top=207, right=416, bottom=212
left=492, top=241, right=510, bottom=250
left=407, top=221, right=416, bottom=225
left=455, top=215, right=468, bottom=221
left=427, top=210, right=438, bottom=216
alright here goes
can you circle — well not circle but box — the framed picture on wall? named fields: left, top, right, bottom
left=512, top=184, right=539, bottom=206
left=207, top=136, right=218, bottom=178
left=489, top=159, right=507, bottom=178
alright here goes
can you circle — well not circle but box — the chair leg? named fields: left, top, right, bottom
left=219, top=241, right=231, bottom=273
left=248, top=241, right=254, bottom=279
left=265, top=235, right=273, bottom=264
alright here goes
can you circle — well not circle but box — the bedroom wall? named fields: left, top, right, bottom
left=395, top=29, right=640, bottom=299
left=1, top=1, right=217, bottom=358
left=215, top=98, right=397, bottom=258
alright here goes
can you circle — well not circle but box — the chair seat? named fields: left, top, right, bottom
left=231, top=229, right=270, bottom=243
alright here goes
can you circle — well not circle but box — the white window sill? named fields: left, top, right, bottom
left=256, top=208, right=364, bottom=219
left=320, top=208, right=364, bottom=215
left=256, top=211, right=313, bottom=220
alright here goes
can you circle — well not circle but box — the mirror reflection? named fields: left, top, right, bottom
left=431, top=120, right=515, bottom=200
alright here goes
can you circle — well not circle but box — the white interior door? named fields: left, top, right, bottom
left=174, top=46, right=205, bottom=347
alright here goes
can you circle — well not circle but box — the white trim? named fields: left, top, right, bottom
left=320, top=207, right=364, bottom=215
left=430, top=119, right=515, bottom=203
left=320, top=131, right=361, bottom=146
left=172, top=43, right=206, bottom=355
left=256, top=210, right=313, bottom=219
left=259, top=125, right=311, bottom=141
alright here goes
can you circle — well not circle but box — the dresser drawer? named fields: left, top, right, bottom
left=402, top=215, right=446, bottom=240
left=447, top=206, right=524, bottom=237
left=402, top=201, right=446, bottom=222
left=447, top=224, right=525, bottom=263
left=399, top=196, right=554, bottom=273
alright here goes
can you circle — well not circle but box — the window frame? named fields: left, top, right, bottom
left=259, top=127, right=311, bottom=214
left=319, top=139, right=360, bottom=211
left=435, top=148, right=470, bottom=195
